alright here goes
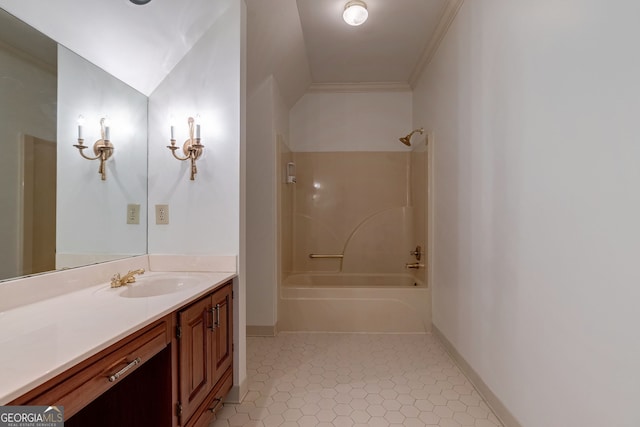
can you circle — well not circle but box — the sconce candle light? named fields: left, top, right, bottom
left=166, top=116, right=204, bottom=181
left=73, top=116, right=114, bottom=180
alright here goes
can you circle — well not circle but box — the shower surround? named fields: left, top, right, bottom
left=293, top=151, right=415, bottom=273
left=279, top=148, right=430, bottom=332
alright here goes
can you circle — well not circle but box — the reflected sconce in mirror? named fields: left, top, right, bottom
left=167, top=116, right=204, bottom=181
left=73, top=116, right=114, bottom=181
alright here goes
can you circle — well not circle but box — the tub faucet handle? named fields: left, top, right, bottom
left=410, top=245, right=422, bottom=261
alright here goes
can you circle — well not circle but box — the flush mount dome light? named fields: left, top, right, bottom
left=343, top=0, right=368, bottom=26
left=130, top=0, right=152, bottom=4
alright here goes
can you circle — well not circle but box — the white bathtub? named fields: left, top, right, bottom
left=279, top=273, right=430, bottom=333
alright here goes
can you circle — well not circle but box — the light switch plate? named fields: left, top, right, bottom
left=127, top=204, right=140, bottom=224
left=155, top=204, right=169, bottom=225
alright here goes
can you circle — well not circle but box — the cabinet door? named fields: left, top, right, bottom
left=211, top=284, right=233, bottom=385
left=178, top=296, right=212, bottom=424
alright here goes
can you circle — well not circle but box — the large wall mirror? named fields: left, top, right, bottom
left=0, top=8, right=148, bottom=282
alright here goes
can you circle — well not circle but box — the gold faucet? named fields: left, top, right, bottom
left=111, top=268, right=145, bottom=288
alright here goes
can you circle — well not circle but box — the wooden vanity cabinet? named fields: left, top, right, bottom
left=177, top=281, right=233, bottom=427
left=9, top=281, right=233, bottom=427
left=9, top=279, right=235, bottom=427
left=9, top=316, right=173, bottom=424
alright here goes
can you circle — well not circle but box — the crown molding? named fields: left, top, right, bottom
left=307, top=81, right=412, bottom=94
left=408, top=0, right=464, bottom=88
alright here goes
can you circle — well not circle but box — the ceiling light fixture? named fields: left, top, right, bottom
left=129, top=0, right=152, bottom=5
left=343, top=0, right=368, bottom=26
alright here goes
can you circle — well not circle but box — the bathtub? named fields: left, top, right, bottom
left=279, top=273, right=430, bottom=333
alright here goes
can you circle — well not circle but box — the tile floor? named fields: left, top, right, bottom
left=211, top=333, right=503, bottom=427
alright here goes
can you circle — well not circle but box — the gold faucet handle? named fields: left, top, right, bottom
left=110, top=273, right=122, bottom=288
left=125, top=269, right=145, bottom=283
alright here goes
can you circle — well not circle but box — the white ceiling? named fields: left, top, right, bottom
left=296, top=0, right=446, bottom=84
left=0, top=0, right=455, bottom=103
left=0, top=0, right=231, bottom=96
left=247, top=0, right=455, bottom=106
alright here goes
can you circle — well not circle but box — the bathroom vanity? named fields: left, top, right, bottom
left=0, top=256, right=236, bottom=427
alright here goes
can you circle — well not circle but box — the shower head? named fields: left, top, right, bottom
left=398, top=128, right=424, bottom=147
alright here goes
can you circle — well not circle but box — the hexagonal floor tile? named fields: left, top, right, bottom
left=209, top=333, right=503, bottom=427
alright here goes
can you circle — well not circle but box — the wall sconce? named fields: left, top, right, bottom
left=73, top=116, right=114, bottom=181
left=167, top=116, right=204, bottom=181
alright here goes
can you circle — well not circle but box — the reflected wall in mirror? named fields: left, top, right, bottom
left=0, top=9, right=57, bottom=281
left=0, top=8, right=149, bottom=282
left=57, top=46, right=148, bottom=270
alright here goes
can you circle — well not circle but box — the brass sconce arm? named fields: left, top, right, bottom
left=73, top=117, right=114, bottom=180
left=166, top=116, right=204, bottom=181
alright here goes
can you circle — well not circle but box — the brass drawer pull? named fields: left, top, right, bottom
left=209, top=398, right=223, bottom=413
left=108, top=357, right=141, bottom=382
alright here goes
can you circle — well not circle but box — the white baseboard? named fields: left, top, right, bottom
left=247, top=324, right=278, bottom=336
left=226, top=377, right=248, bottom=404
left=433, top=325, right=522, bottom=427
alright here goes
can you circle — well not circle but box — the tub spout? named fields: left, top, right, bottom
left=405, top=263, right=425, bottom=269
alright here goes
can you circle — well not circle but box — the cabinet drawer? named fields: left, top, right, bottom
left=18, top=321, right=168, bottom=419
left=185, top=367, right=233, bottom=427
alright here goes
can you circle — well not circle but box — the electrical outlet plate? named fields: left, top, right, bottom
left=155, top=204, right=169, bottom=225
left=127, top=204, right=140, bottom=224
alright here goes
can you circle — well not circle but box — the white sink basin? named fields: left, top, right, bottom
left=118, top=274, right=201, bottom=298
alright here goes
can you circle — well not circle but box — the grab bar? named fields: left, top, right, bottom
left=309, top=254, right=344, bottom=259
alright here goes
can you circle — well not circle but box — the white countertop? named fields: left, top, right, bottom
left=0, top=269, right=236, bottom=404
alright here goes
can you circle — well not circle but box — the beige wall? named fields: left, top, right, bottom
left=409, top=144, right=427, bottom=283
left=146, top=0, right=246, bottom=394
left=414, top=1, right=640, bottom=426
left=245, top=75, right=289, bottom=330
left=278, top=137, right=294, bottom=281
left=0, top=45, right=56, bottom=280
left=290, top=91, right=412, bottom=152
left=245, top=77, right=277, bottom=329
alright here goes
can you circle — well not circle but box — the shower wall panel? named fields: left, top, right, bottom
left=292, top=151, right=416, bottom=274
